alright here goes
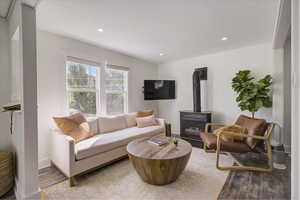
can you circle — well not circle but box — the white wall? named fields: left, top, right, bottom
left=272, top=47, right=284, bottom=146
left=0, top=20, right=11, bottom=150
left=291, top=0, right=300, bottom=198
left=8, top=1, right=40, bottom=199
left=283, top=37, right=291, bottom=152
left=37, top=30, right=159, bottom=169
left=158, top=43, right=274, bottom=135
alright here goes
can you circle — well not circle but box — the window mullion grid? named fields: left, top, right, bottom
left=100, top=65, right=107, bottom=115
left=66, top=60, right=129, bottom=116
left=124, top=71, right=128, bottom=113
left=96, top=67, right=101, bottom=116
left=67, top=88, right=96, bottom=92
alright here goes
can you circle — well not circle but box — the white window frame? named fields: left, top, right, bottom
left=104, top=65, right=129, bottom=115
left=65, top=57, right=129, bottom=116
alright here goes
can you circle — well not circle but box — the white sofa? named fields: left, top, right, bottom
left=50, top=113, right=165, bottom=185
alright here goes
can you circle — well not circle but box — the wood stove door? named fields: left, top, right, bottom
left=181, top=118, right=206, bottom=140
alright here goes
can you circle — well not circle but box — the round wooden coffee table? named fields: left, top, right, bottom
left=127, top=136, right=192, bottom=185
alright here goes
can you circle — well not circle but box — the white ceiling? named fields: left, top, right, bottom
left=0, top=0, right=12, bottom=19
left=36, top=0, right=280, bottom=64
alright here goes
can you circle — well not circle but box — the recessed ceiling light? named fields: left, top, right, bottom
left=221, top=37, right=228, bottom=41
left=97, top=28, right=104, bottom=32
left=159, top=53, right=164, bottom=56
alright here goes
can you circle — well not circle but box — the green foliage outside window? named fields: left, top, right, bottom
left=67, top=62, right=97, bottom=114
left=66, top=62, right=127, bottom=115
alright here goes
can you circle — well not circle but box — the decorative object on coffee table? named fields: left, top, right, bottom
left=127, top=136, right=192, bottom=185
left=0, top=150, right=14, bottom=197
left=165, top=122, right=172, bottom=137
left=172, top=137, right=178, bottom=146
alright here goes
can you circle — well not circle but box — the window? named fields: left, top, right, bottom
left=66, top=61, right=99, bottom=115
left=105, top=68, right=128, bottom=115
left=66, top=58, right=128, bottom=115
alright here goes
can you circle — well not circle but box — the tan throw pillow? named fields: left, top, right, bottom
left=53, top=113, right=92, bottom=143
left=67, top=112, right=86, bottom=124
left=136, top=110, right=154, bottom=118
left=213, top=125, right=247, bottom=142
left=136, top=115, right=157, bottom=128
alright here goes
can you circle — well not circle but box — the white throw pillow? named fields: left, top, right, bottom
left=97, top=115, right=127, bottom=133
left=124, top=112, right=137, bottom=127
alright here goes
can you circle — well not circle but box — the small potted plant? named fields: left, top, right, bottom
left=172, top=137, right=178, bottom=146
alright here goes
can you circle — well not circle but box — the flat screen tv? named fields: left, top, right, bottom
left=144, top=80, right=175, bottom=100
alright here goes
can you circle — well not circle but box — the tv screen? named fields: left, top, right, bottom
left=144, top=80, right=175, bottom=100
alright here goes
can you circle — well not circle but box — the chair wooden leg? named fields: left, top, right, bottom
left=216, top=136, right=221, bottom=169
left=69, top=176, right=77, bottom=187
left=204, top=144, right=216, bottom=153
left=266, top=140, right=273, bottom=171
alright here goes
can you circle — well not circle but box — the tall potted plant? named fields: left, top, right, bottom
left=232, top=70, right=272, bottom=118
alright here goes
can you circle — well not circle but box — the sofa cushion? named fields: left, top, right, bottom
left=87, top=118, right=98, bottom=135
left=67, top=112, right=87, bottom=124
left=124, top=112, right=137, bottom=127
left=235, top=115, right=267, bottom=149
left=53, top=112, right=87, bottom=133
left=75, top=125, right=163, bottom=160
left=213, top=125, right=247, bottom=142
left=136, top=110, right=154, bottom=117
left=136, top=115, right=157, bottom=128
left=200, top=132, right=250, bottom=153
left=53, top=113, right=92, bottom=143
left=97, top=115, right=127, bottom=133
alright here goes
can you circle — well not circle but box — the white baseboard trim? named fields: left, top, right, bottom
left=14, top=177, right=21, bottom=200
left=14, top=178, right=41, bottom=200
left=39, top=157, right=50, bottom=169
left=24, top=189, right=41, bottom=200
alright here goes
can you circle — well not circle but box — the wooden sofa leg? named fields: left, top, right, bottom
left=69, top=176, right=77, bottom=187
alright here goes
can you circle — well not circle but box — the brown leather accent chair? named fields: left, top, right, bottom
left=200, top=115, right=275, bottom=172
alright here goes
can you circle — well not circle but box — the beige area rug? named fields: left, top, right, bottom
left=43, top=148, right=233, bottom=200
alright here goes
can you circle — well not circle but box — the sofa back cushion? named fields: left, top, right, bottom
left=87, top=118, right=99, bottom=135
left=97, top=115, right=127, bottom=133
left=124, top=112, right=137, bottom=127
left=234, top=115, right=268, bottom=148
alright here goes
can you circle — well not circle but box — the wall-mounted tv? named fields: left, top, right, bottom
left=144, top=80, right=175, bottom=100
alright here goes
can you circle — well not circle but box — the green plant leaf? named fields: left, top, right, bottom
left=232, top=70, right=272, bottom=116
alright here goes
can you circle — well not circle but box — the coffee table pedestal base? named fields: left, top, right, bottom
left=128, top=153, right=191, bottom=185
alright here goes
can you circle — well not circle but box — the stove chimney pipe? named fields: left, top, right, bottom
left=193, top=67, right=207, bottom=112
